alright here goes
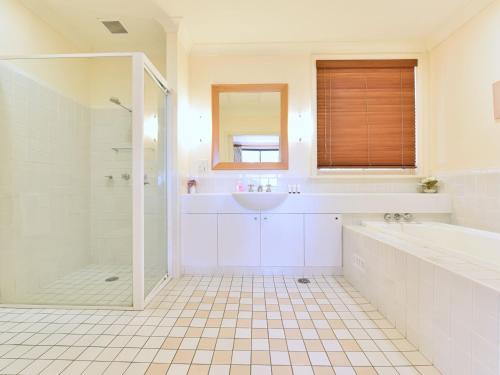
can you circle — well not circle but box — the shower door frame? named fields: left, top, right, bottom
left=0, top=52, right=172, bottom=310
left=132, top=53, right=172, bottom=309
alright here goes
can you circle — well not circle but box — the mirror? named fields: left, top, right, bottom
left=212, top=84, right=288, bottom=170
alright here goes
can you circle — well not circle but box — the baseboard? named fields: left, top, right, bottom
left=181, top=266, right=343, bottom=276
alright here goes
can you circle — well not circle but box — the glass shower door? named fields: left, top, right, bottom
left=143, top=69, right=168, bottom=297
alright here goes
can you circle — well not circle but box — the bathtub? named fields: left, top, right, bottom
left=343, top=221, right=500, bottom=375
left=362, top=220, right=500, bottom=269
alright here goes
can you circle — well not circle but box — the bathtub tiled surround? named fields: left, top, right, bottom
left=343, top=223, right=500, bottom=375
left=439, top=169, right=500, bottom=233
left=0, top=275, right=440, bottom=375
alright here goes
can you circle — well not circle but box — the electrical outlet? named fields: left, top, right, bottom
left=197, top=160, right=209, bottom=175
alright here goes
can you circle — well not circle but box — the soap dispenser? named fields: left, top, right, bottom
left=235, top=179, right=245, bottom=192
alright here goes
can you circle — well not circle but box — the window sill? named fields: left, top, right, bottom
left=313, top=169, right=424, bottom=179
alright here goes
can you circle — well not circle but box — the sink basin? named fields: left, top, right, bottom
left=231, top=192, right=288, bottom=211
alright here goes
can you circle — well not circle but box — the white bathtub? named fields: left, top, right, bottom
left=343, top=221, right=500, bottom=375
left=362, top=221, right=500, bottom=270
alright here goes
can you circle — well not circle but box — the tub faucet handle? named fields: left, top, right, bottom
left=383, top=213, right=393, bottom=222
left=248, top=184, right=254, bottom=192
left=393, top=213, right=402, bottom=222
left=403, top=213, right=413, bottom=222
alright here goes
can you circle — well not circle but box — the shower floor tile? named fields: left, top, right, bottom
left=20, top=264, right=164, bottom=307
left=0, top=276, right=441, bottom=374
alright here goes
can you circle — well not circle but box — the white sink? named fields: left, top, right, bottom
left=231, top=192, right=288, bottom=211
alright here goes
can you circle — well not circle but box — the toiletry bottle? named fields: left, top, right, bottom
left=187, top=178, right=197, bottom=194
left=236, top=180, right=245, bottom=192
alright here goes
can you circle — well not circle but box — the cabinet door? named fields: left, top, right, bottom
left=261, top=214, right=304, bottom=267
left=218, top=214, right=261, bottom=267
left=304, top=214, right=342, bottom=267
left=182, top=214, right=218, bottom=268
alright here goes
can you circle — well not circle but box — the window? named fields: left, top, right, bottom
left=232, top=135, right=280, bottom=163
left=241, top=149, right=280, bottom=163
left=316, top=59, right=417, bottom=169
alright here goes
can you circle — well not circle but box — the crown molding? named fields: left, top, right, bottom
left=190, top=40, right=428, bottom=57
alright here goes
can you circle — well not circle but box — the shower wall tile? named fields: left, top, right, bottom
left=0, top=62, right=91, bottom=303
left=90, top=109, right=133, bottom=266
left=439, top=169, right=500, bottom=233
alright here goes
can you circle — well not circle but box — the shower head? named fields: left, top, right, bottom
left=110, top=97, right=121, bottom=105
left=109, top=97, right=132, bottom=113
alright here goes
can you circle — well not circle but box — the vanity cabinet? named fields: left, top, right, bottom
left=305, top=214, right=342, bottom=267
left=181, top=214, right=218, bottom=268
left=181, top=212, right=342, bottom=273
left=261, top=214, right=304, bottom=266
left=218, top=214, right=261, bottom=267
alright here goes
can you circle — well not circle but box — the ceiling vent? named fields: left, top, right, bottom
left=101, top=20, right=128, bottom=34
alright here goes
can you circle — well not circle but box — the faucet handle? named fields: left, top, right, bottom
left=403, top=213, right=413, bottom=222
left=248, top=184, right=254, bottom=192
left=266, top=184, right=272, bottom=192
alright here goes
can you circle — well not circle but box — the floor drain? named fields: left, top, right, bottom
left=105, top=276, right=119, bottom=282
left=297, top=278, right=310, bottom=284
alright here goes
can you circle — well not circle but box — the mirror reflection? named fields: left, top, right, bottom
left=219, top=92, right=281, bottom=163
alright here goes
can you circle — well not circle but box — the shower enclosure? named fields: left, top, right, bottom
left=0, top=53, right=170, bottom=309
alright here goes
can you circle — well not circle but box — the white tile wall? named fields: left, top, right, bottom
left=90, top=109, right=133, bottom=266
left=439, top=169, right=500, bottom=233
left=343, top=226, right=500, bottom=375
left=0, top=62, right=91, bottom=303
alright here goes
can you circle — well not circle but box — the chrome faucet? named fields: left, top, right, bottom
left=266, top=184, right=272, bottom=192
left=257, top=185, right=264, bottom=192
left=248, top=184, right=255, bottom=192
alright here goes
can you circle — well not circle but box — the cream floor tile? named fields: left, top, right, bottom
left=0, top=276, right=441, bottom=375
left=60, top=360, right=91, bottom=375
left=20, top=359, right=52, bottom=375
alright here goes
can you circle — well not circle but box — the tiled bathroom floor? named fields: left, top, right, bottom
left=0, top=276, right=440, bottom=375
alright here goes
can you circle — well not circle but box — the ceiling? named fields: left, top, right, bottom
left=20, top=0, right=170, bottom=60
left=153, top=0, right=495, bottom=49
left=19, top=0, right=495, bottom=55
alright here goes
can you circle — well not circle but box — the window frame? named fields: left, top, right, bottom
left=311, top=54, right=427, bottom=178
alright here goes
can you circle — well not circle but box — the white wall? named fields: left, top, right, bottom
left=429, top=0, right=500, bottom=233
left=188, top=54, right=312, bottom=177
left=0, top=0, right=91, bottom=104
left=430, top=0, right=500, bottom=173
left=182, top=51, right=428, bottom=193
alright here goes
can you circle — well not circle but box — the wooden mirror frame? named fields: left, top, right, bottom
left=211, top=83, right=288, bottom=170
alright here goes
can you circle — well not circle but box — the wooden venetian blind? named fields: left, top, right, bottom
left=316, top=59, right=417, bottom=169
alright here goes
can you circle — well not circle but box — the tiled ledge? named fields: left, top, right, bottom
left=181, top=193, right=452, bottom=214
